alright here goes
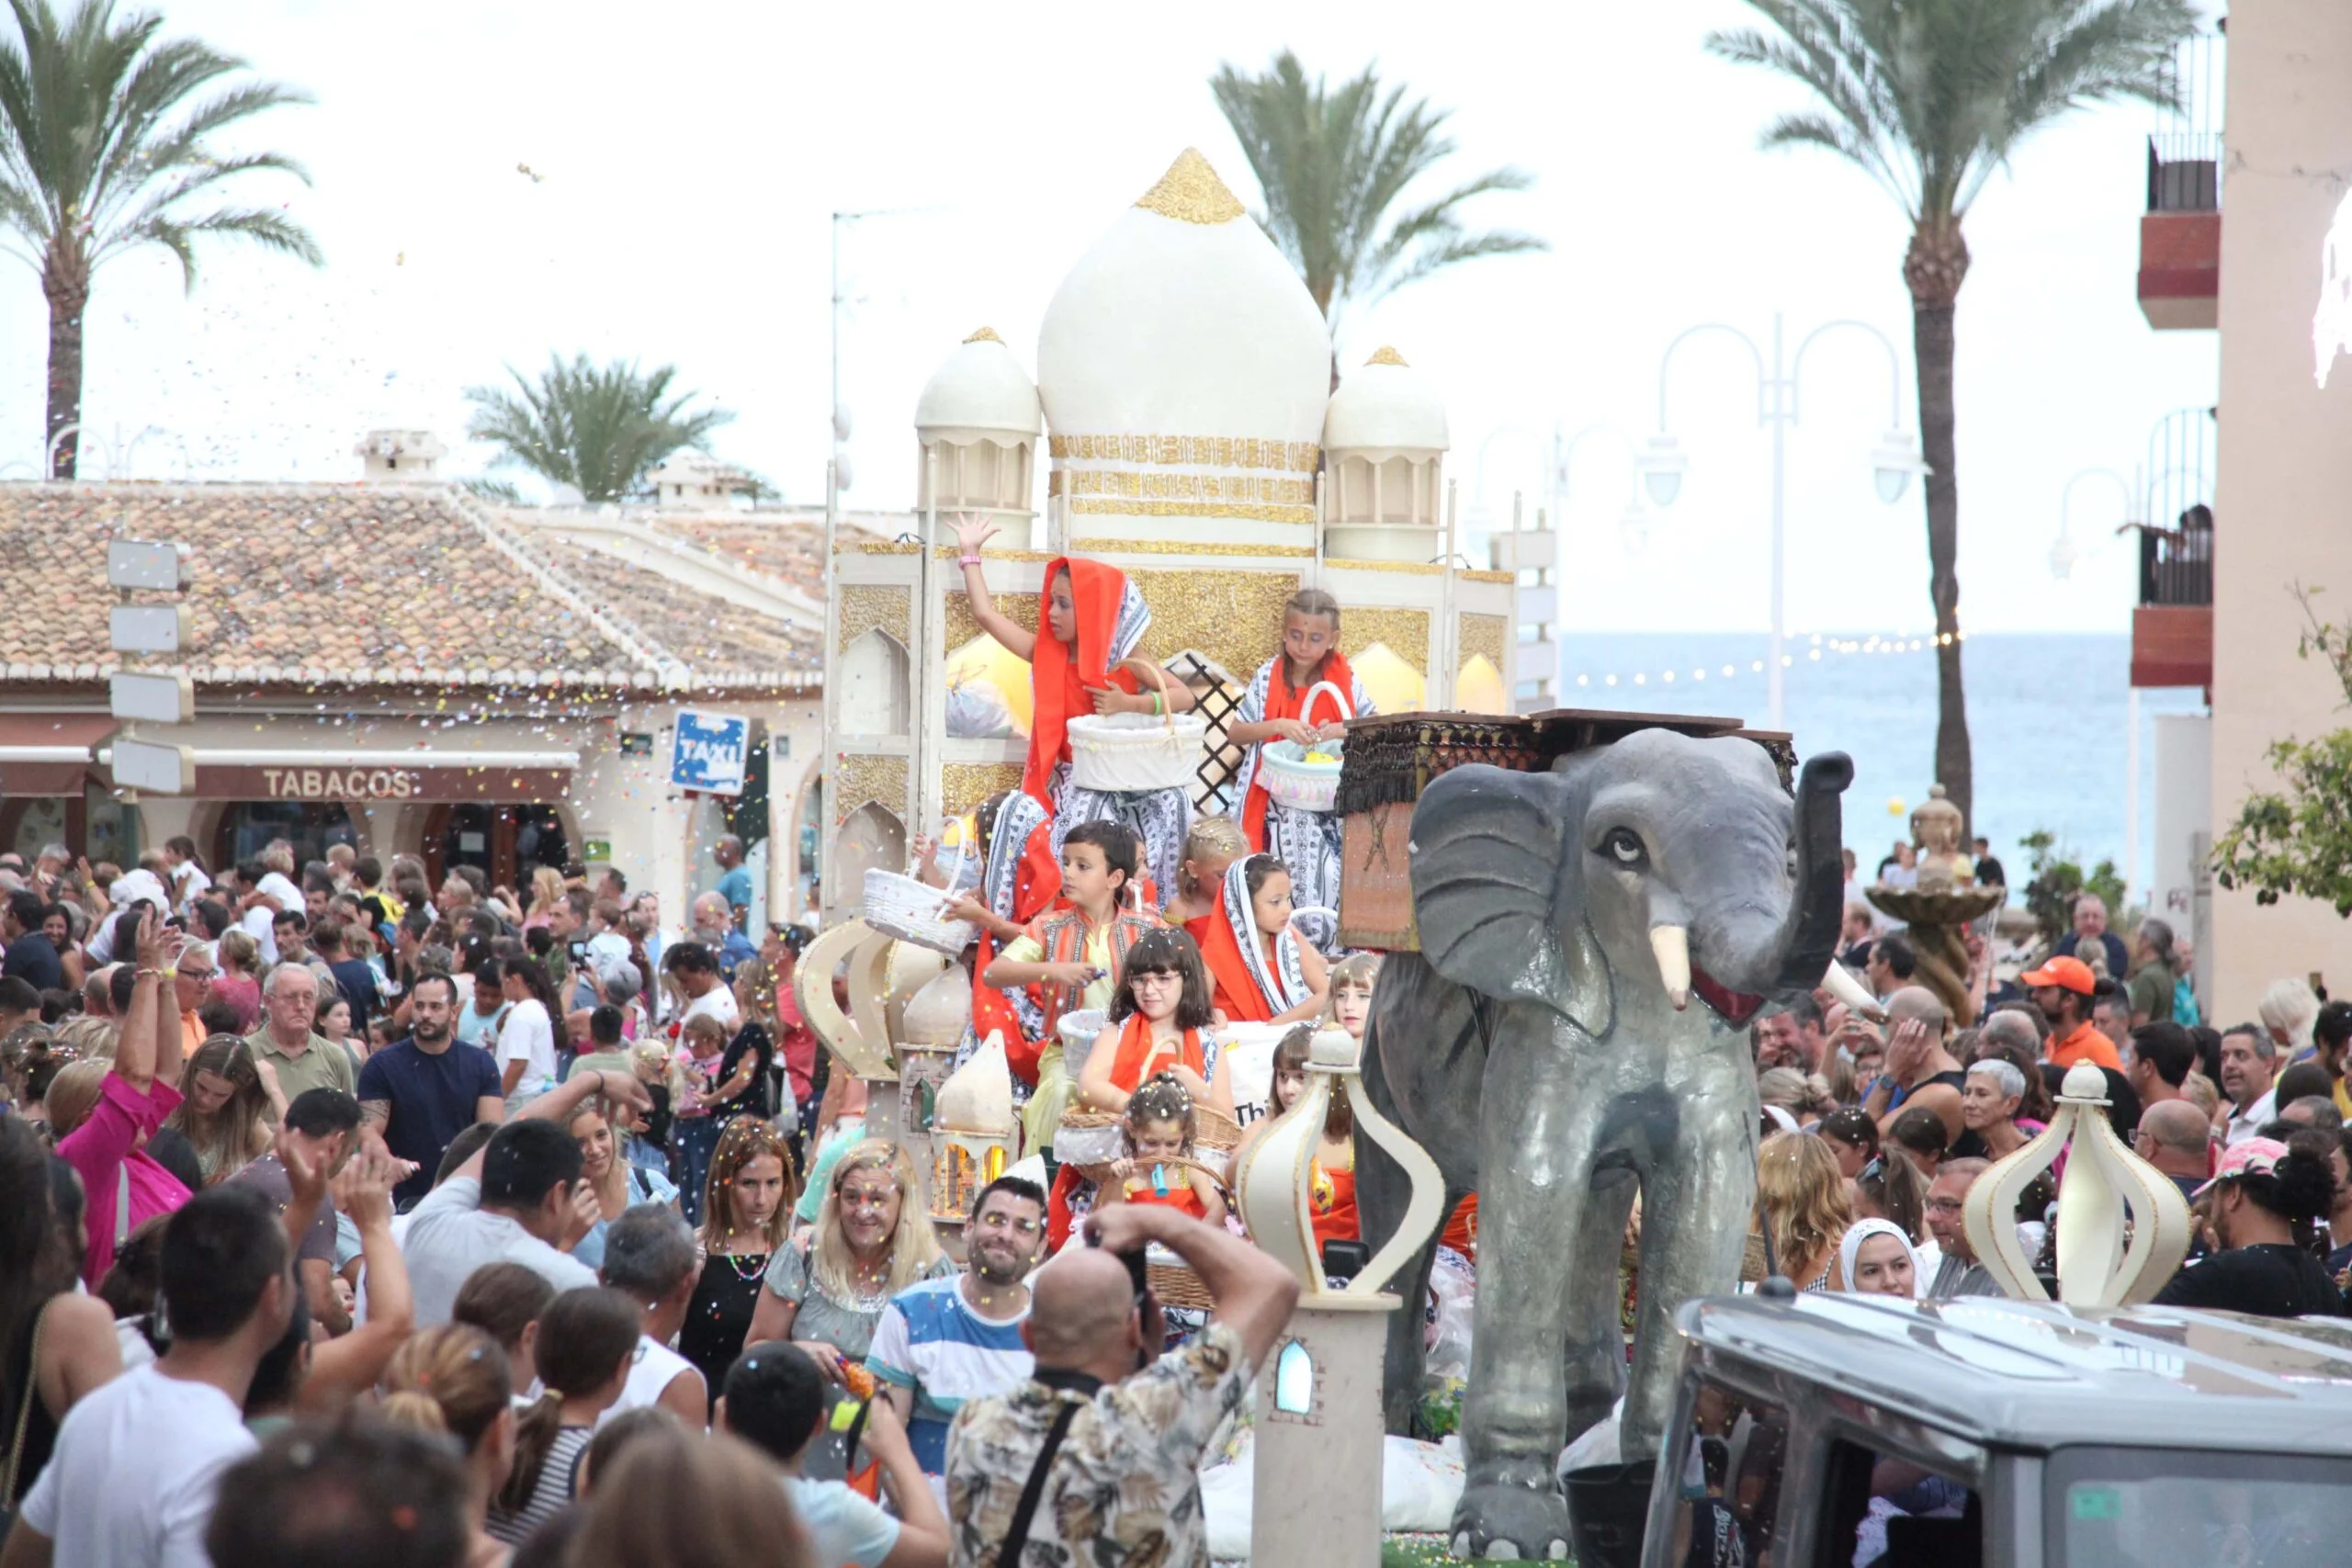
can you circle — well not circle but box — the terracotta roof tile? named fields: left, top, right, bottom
left=0, top=483, right=820, bottom=691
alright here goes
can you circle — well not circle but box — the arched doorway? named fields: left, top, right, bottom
left=211, top=802, right=358, bottom=874
left=421, top=804, right=571, bottom=893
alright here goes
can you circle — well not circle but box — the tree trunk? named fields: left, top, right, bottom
left=43, top=233, right=90, bottom=481
left=1906, top=218, right=1973, bottom=833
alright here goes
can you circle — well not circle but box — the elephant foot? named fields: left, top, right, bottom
left=1448, top=1482, right=1572, bottom=1562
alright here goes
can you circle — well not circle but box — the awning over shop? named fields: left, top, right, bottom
left=92, top=748, right=579, bottom=803
left=0, top=714, right=116, bottom=794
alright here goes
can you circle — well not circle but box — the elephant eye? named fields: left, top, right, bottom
left=1603, top=829, right=1646, bottom=866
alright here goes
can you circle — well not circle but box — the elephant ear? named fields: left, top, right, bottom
left=1409, top=764, right=1611, bottom=1034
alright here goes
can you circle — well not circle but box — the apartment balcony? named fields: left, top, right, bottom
left=2140, top=138, right=2221, bottom=330
left=2130, top=524, right=2212, bottom=689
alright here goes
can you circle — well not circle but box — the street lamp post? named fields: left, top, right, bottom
left=1639, top=312, right=1924, bottom=729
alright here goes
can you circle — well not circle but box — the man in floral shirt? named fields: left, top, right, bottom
left=944, top=1203, right=1299, bottom=1567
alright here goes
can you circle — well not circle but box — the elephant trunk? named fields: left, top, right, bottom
left=1770, top=751, right=1854, bottom=994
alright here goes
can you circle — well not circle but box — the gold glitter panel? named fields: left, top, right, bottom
left=1344, top=607, right=1430, bottom=674
left=1365, top=345, right=1409, bottom=367
left=836, top=584, right=911, bottom=653
left=1069, top=499, right=1317, bottom=525
left=1068, top=538, right=1314, bottom=558
left=1458, top=614, right=1507, bottom=673
left=1047, top=434, right=1320, bottom=472
left=831, top=754, right=908, bottom=821
left=1134, top=148, right=1246, bottom=225
left=1324, top=557, right=1443, bottom=576
left=944, top=762, right=1024, bottom=818
left=1463, top=569, right=1516, bottom=584
left=1049, top=469, right=1314, bottom=506
left=1131, top=567, right=1301, bottom=682
left=945, top=588, right=1037, bottom=654
left=963, top=326, right=1002, bottom=344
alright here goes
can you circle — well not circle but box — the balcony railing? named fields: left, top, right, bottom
left=2147, top=134, right=2221, bottom=213
left=2138, top=517, right=2213, bottom=607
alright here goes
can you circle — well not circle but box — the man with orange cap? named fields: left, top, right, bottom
left=2020, top=955, right=2124, bottom=1072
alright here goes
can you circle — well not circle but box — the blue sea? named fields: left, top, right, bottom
left=1552, top=633, right=2205, bottom=896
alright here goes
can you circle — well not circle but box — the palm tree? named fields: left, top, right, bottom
left=1708, top=0, right=2197, bottom=829
left=1209, top=50, right=1547, bottom=344
left=0, top=0, right=320, bottom=478
left=465, top=355, right=734, bottom=504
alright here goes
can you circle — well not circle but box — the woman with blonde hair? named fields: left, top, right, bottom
left=209, top=928, right=263, bottom=1033
left=379, top=1323, right=520, bottom=1568
left=520, top=866, right=569, bottom=932
left=1755, top=1130, right=1853, bottom=1292
left=566, top=1092, right=678, bottom=1273
left=164, top=1037, right=277, bottom=1185
left=743, top=1137, right=950, bottom=1384
left=682, top=1116, right=798, bottom=1399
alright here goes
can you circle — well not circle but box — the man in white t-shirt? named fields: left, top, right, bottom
left=718, top=1340, right=950, bottom=1568
left=596, top=1203, right=708, bottom=1428
left=402, top=1071, right=649, bottom=1325
left=668, top=941, right=741, bottom=1031
left=6, top=1182, right=299, bottom=1568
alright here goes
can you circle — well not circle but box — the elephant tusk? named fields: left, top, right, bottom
left=1821, top=960, right=1887, bottom=1021
left=1651, top=925, right=1691, bottom=1010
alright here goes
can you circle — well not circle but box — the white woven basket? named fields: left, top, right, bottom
left=1066, top=660, right=1206, bottom=795
left=1057, top=1008, right=1108, bottom=1079
left=1257, top=679, right=1352, bottom=812
left=861, top=834, right=976, bottom=955
left=1054, top=1120, right=1125, bottom=1167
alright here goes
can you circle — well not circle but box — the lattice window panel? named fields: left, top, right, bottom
left=1170, top=651, right=1247, bottom=814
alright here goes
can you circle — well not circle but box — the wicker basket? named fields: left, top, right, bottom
left=1258, top=680, right=1354, bottom=812
left=1057, top=1009, right=1109, bottom=1079
left=862, top=833, right=977, bottom=955
left=1067, top=661, right=1207, bottom=795
left=1054, top=1107, right=1125, bottom=1168
left=1148, top=1239, right=1217, bottom=1310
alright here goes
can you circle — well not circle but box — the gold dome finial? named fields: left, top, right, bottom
left=1366, top=345, right=1408, bottom=367
left=1135, top=148, right=1246, bottom=225
left=962, top=326, right=1003, bottom=344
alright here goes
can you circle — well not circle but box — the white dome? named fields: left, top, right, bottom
left=915, top=327, right=1043, bottom=440
left=1324, top=346, right=1449, bottom=454
left=1037, top=150, right=1330, bottom=536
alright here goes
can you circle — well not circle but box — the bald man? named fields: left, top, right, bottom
left=1860, top=987, right=1966, bottom=1147
left=944, top=1204, right=1297, bottom=1568
left=2135, top=1099, right=2217, bottom=1199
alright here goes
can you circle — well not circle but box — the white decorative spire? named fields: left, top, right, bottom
left=1962, top=1061, right=2193, bottom=1305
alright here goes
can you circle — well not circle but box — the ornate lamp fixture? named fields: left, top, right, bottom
left=1962, top=1061, right=2193, bottom=1305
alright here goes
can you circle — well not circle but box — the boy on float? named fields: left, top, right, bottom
left=953, top=514, right=1195, bottom=909
left=982, top=822, right=1161, bottom=1172
left=1226, top=588, right=1372, bottom=938
left=913, top=790, right=1061, bottom=1094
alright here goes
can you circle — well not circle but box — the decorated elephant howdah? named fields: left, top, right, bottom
left=1355, top=728, right=1851, bottom=1561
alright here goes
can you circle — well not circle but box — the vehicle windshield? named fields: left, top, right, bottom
left=2050, top=1445, right=2352, bottom=1568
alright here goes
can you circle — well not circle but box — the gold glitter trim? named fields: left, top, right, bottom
left=1463, top=569, right=1516, bottom=584
left=833, top=541, right=1054, bottom=561
left=1366, top=346, right=1408, bottom=367
left=1458, top=613, right=1507, bottom=673
left=963, top=326, right=1002, bottom=344
left=1131, top=567, right=1302, bottom=683
left=831, top=754, right=908, bottom=821
left=1323, top=557, right=1443, bottom=576
left=1344, top=607, right=1430, bottom=674
left=943, top=762, right=1024, bottom=818
left=1068, top=538, right=1315, bottom=558
left=945, top=588, right=1037, bottom=654
left=1049, top=469, right=1314, bottom=506
left=1047, top=434, right=1320, bottom=473
left=1135, top=148, right=1245, bottom=225
left=1069, top=499, right=1317, bottom=525
left=836, top=584, right=911, bottom=653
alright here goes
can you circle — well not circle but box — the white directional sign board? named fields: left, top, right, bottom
left=108, top=671, right=195, bottom=726
left=106, top=539, right=192, bottom=592
left=109, top=604, right=191, bottom=656
left=112, top=738, right=195, bottom=795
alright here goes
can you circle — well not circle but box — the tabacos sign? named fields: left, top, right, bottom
left=263, top=766, right=423, bottom=799
left=670, top=710, right=750, bottom=796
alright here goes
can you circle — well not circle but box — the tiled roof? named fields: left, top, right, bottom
left=0, top=483, right=819, bottom=692
left=647, top=510, right=900, bottom=599
left=529, top=533, right=819, bottom=673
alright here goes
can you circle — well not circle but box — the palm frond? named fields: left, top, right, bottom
left=1208, top=49, right=1545, bottom=322
left=465, top=355, right=736, bottom=504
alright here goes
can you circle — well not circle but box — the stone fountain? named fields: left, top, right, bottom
left=1866, top=785, right=2003, bottom=1026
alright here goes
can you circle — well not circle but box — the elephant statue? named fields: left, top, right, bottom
left=1355, top=728, right=1852, bottom=1560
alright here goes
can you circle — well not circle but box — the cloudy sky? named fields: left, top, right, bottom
left=0, top=0, right=2218, bottom=635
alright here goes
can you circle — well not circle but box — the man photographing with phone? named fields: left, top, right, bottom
left=944, top=1203, right=1297, bottom=1567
